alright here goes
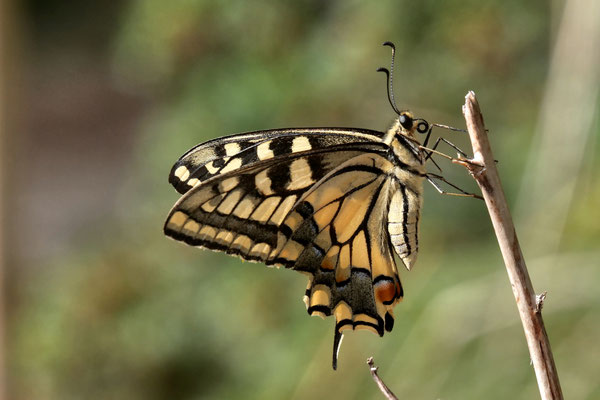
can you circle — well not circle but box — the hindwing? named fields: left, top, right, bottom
left=267, top=153, right=404, bottom=369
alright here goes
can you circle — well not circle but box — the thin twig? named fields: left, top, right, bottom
left=459, top=91, right=563, bottom=400
left=366, top=357, right=398, bottom=400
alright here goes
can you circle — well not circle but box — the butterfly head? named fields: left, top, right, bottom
left=393, top=111, right=430, bottom=140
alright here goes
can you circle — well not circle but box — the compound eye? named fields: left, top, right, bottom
left=399, top=113, right=413, bottom=130
left=417, top=121, right=429, bottom=134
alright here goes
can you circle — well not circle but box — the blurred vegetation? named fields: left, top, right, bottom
left=9, top=0, right=600, bottom=399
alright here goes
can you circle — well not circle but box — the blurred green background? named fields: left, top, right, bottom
left=2, top=0, right=599, bottom=399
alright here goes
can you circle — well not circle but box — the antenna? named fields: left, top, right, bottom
left=377, top=42, right=402, bottom=115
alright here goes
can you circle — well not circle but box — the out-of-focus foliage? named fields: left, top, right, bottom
left=10, top=0, right=600, bottom=399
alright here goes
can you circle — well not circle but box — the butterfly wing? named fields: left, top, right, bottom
left=165, top=141, right=389, bottom=261
left=267, top=152, right=403, bottom=369
left=168, top=127, right=386, bottom=194
left=165, top=140, right=404, bottom=369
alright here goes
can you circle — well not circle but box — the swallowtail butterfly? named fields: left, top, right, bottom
left=164, top=42, right=469, bottom=369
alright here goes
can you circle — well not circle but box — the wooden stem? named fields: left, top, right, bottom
left=366, top=357, right=398, bottom=400
left=459, top=91, right=563, bottom=400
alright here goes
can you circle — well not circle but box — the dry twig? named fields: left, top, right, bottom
left=366, top=357, right=398, bottom=400
left=459, top=91, right=563, bottom=400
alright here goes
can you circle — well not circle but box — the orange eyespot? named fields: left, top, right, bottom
left=374, top=279, right=397, bottom=303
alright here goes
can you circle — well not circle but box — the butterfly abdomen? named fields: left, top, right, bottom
left=387, top=180, right=423, bottom=270
left=387, top=125, right=426, bottom=270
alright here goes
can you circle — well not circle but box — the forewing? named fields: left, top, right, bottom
left=168, top=128, right=385, bottom=194
left=164, top=144, right=388, bottom=262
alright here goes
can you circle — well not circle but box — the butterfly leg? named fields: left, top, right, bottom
left=426, top=173, right=483, bottom=200
left=419, top=144, right=483, bottom=171
left=422, top=127, right=496, bottom=165
left=413, top=124, right=445, bottom=172
left=420, top=129, right=472, bottom=173
left=424, top=137, right=469, bottom=162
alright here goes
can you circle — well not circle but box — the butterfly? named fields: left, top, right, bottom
left=164, top=42, right=471, bottom=369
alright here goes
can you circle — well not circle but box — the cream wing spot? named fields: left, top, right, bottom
left=269, top=234, right=288, bottom=259
left=269, top=195, right=297, bottom=225
left=314, top=227, right=332, bottom=252
left=250, top=197, right=281, bottom=223
left=201, top=193, right=226, bottom=213
left=309, top=284, right=331, bottom=318
left=219, top=176, right=239, bottom=192
left=249, top=242, right=272, bottom=259
left=215, top=230, right=235, bottom=246
left=334, top=302, right=353, bottom=332
left=291, top=136, right=312, bottom=153
left=220, top=157, right=242, bottom=174
left=322, top=245, right=339, bottom=271
left=255, top=169, right=275, bottom=196
left=174, top=166, right=190, bottom=181
left=257, top=141, right=274, bottom=160
left=278, top=240, right=304, bottom=262
left=232, top=197, right=258, bottom=219
left=187, top=178, right=200, bottom=187
left=182, top=219, right=200, bottom=235
left=224, top=142, right=241, bottom=156
left=303, top=280, right=313, bottom=308
left=353, top=314, right=379, bottom=334
left=286, top=158, right=314, bottom=190
left=216, top=189, right=243, bottom=214
left=198, top=225, right=217, bottom=241
left=231, top=234, right=252, bottom=253
left=206, top=161, right=220, bottom=174
left=283, top=211, right=303, bottom=232
left=167, top=211, right=188, bottom=230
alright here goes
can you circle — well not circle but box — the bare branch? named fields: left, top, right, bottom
left=460, top=91, right=563, bottom=400
left=366, top=357, right=398, bottom=400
